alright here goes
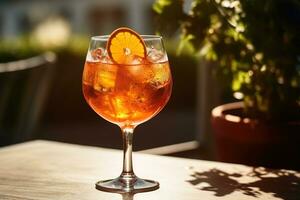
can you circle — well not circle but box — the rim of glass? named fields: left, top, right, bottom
left=91, top=35, right=162, bottom=41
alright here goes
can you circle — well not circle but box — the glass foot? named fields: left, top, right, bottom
left=95, top=176, right=159, bottom=193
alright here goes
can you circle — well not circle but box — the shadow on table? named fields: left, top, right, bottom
left=187, top=167, right=300, bottom=200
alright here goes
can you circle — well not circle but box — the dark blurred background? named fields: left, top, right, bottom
left=0, top=0, right=201, bottom=153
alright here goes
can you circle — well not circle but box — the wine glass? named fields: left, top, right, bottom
left=82, top=33, right=172, bottom=193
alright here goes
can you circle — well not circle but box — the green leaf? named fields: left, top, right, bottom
left=177, top=34, right=195, bottom=55
left=153, top=0, right=172, bottom=14
left=232, top=71, right=250, bottom=91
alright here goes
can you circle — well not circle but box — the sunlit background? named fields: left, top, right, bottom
left=1, top=0, right=300, bottom=169
left=0, top=0, right=199, bottom=152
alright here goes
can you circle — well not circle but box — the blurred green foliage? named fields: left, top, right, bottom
left=0, top=35, right=89, bottom=63
left=0, top=37, right=39, bottom=63
left=153, top=0, right=300, bottom=121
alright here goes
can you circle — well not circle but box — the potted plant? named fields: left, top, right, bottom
left=153, top=0, right=300, bottom=169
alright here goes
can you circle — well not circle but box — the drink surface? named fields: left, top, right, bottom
left=82, top=60, right=172, bottom=126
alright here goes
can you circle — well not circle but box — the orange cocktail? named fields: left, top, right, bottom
left=82, top=27, right=172, bottom=193
left=83, top=60, right=172, bottom=126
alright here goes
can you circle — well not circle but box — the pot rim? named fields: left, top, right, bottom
left=212, top=101, right=252, bottom=124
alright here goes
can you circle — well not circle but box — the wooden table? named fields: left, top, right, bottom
left=0, top=140, right=299, bottom=200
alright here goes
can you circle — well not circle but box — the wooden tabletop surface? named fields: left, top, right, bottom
left=0, top=140, right=299, bottom=200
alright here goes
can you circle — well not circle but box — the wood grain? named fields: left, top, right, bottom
left=0, top=140, right=299, bottom=200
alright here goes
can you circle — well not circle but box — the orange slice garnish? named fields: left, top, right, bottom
left=107, top=27, right=146, bottom=64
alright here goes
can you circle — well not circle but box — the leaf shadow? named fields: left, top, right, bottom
left=187, top=167, right=300, bottom=200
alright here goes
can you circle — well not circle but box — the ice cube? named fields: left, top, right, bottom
left=93, top=64, right=117, bottom=92
left=124, top=56, right=152, bottom=82
left=87, top=47, right=113, bottom=63
left=127, top=64, right=154, bottom=83
left=131, top=55, right=146, bottom=65
left=147, top=49, right=166, bottom=63
left=150, top=79, right=168, bottom=89
left=100, top=55, right=114, bottom=64
left=86, top=47, right=115, bottom=64
left=111, top=97, right=131, bottom=119
left=82, top=63, right=95, bottom=86
left=150, top=63, right=170, bottom=88
left=88, top=48, right=105, bottom=61
left=127, top=83, right=150, bottom=108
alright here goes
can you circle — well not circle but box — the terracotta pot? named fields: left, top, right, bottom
left=211, top=102, right=300, bottom=170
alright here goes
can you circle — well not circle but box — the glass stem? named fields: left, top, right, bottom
left=120, top=126, right=136, bottom=186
